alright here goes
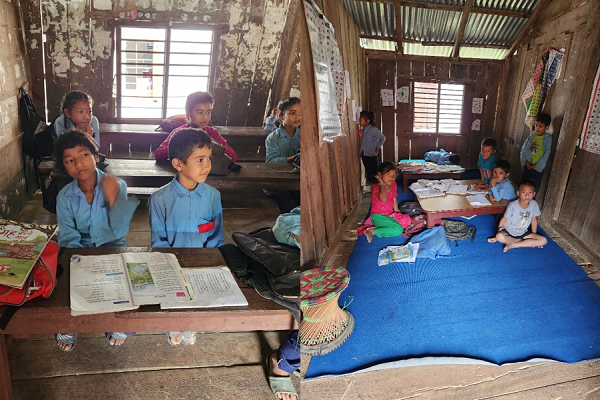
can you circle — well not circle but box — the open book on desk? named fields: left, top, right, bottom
left=70, top=252, right=194, bottom=316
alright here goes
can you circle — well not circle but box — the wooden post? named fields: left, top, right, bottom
left=505, top=0, right=551, bottom=59
left=395, top=0, right=403, bottom=55
left=452, top=0, right=473, bottom=58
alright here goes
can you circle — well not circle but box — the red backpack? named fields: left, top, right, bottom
left=0, top=240, right=59, bottom=307
left=402, top=214, right=427, bottom=238
left=155, top=114, right=188, bottom=133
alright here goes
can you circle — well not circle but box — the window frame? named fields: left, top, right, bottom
left=112, top=22, right=222, bottom=124
left=411, top=80, right=466, bottom=136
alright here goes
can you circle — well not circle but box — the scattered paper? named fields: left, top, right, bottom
left=378, top=243, right=419, bottom=265
left=415, top=189, right=446, bottom=199
left=447, top=185, right=468, bottom=195
left=466, top=195, right=491, bottom=206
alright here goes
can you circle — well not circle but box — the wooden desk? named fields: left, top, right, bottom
left=99, top=124, right=268, bottom=162
left=44, top=160, right=299, bottom=195
left=0, top=247, right=296, bottom=400
left=417, top=180, right=508, bottom=228
left=398, top=170, right=464, bottom=195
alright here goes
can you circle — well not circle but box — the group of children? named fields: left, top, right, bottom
left=51, top=90, right=302, bottom=352
left=358, top=112, right=553, bottom=253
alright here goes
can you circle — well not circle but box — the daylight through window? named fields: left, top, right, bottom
left=413, top=82, right=464, bottom=134
left=114, top=26, right=214, bottom=120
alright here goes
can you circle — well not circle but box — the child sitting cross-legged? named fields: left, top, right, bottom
left=488, top=160, right=518, bottom=202
left=488, top=179, right=547, bottom=252
left=54, top=130, right=140, bottom=351
left=357, top=161, right=411, bottom=243
left=149, top=128, right=225, bottom=346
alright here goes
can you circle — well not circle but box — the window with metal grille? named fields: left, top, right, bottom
left=413, top=82, right=464, bottom=134
left=114, top=26, right=215, bottom=121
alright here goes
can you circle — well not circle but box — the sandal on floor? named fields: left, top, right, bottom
left=56, top=333, right=77, bottom=352
left=266, top=357, right=299, bottom=400
left=106, top=332, right=128, bottom=345
left=180, top=331, right=197, bottom=346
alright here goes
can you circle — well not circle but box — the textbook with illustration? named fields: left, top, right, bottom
left=70, top=252, right=194, bottom=316
left=0, top=220, right=57, bottom=289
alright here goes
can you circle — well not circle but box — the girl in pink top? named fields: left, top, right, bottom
left=358, top=161, right=411, bottom=242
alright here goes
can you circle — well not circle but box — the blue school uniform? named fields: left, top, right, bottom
left=149, top=176, right=225, bottom=248
left=489, top=178, right=518, bottom=201
left=265, top=127, right=300, bottom=163
left=56, top=169, right=139, bottom=248
left=424, top=149, right=452, bottom=165
left=54, top=115, right=101, bottom=149
left=477, top=153, right=497, bottom=184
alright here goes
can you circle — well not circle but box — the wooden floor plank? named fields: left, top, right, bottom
left=9, top=332, right=287, bottom=380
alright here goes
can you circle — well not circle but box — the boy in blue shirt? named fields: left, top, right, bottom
left=149, top=128, right=224, bottom=345
left=264, top=97, right=301, bottom=213
left=477, top=137, right=497, bottom=190
left=424, top=149, right=461, bottom=165
left=489, top=160, right=518, bottom=202
left=54, top=130, right=139, bottom=351
left=520, top=113, right=552, bottom=194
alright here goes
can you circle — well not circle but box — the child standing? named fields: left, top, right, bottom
left=477, top=137, right=497, bottom=190
left=264, top=97, right=301, bottom=214
left=520, top=113, right=552, bottom=194
left=54, top=130, right=139, bottom=351
left=359, top=111, right=386, bottom=183
left=424, top=149, right=461, bottom=165
left=149, top=128, right=225, bottom=346
left=489, top=160, right=518, bottom=202
left=357, top=161, right=411, bottom=243
left=154, top=92, right=238, bottom=169
left=55, top=91, right=100, bottom=149
left=488, top=179, right=547, bottom=252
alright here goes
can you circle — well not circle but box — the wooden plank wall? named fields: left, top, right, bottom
left=0, top=0, right=34, bottom=218
left=300, top=0, right=364, bottom=269
left=20, top=0, right=298, bottom=127
left=501, top=0, right=600, bottom=257
left=364, top=52, right=504, bottom=169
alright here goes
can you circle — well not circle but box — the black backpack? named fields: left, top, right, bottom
left=443, top=219, right=476, bottom=246
left=19, top=88, right=56, bottom=160
left=399, top=201, right=423, bottom=216
left=219, top=227, right=300, bottom=322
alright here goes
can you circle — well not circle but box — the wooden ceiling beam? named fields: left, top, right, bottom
left=360, top=34, right=510, bottom=49
left=505, top=0, right=550, bottom=59
left=452, top=0, right=473, bottom=58
left=357, top=0, right=531, bottom=18
left=395, top=0, right=403, bottom=55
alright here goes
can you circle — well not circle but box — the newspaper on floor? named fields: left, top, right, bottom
left=378, top=243, right=420, bottom=265
left=466, top=195, right=492, bottom=207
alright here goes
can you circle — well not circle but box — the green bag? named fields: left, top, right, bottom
left=443, top=219, right=476, bottom=246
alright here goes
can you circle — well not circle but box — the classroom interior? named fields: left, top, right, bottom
left=301, top=0, right=600, bottom=398
left=0, top=0, right=300, bottom=399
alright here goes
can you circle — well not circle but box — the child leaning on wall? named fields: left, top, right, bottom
left=54, top=130, right=140, bottom=351
left=520, top=113, right=552, bottom=195
left=358, top=110, right=386, bottom=183
left=149, top=128, right=225, bottom=346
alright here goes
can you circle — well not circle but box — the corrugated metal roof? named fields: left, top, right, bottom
left=341, top=0, right=540, bottom=59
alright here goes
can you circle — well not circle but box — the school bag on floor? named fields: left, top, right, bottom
left=0, top=240, right=61, bottom=330
left=443, top=219, right=476, bottom=246
left=219, top=227, right=301, bottom=322
left=401, top=214, right=427, bottom=238
left=399, top=201, right=423, bottom=216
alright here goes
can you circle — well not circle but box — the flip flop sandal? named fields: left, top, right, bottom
left=180, top=331, right=197, bottom=346
left=166, top=331, right=181, bottom=346
left=56, top=333, right=77, bottom=352
left=266, top=356, right=299, bottom=400
left=106, top=332, right=128, bottom=345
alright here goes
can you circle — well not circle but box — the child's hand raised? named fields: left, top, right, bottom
left=76, top=123, right=94, bottom=138
left=100, top=175, right=120, bottom=209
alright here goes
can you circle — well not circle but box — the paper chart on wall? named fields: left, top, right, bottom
left=304, top=0, right=345, bottom=143
left=581, top=62, right=600, bottom=155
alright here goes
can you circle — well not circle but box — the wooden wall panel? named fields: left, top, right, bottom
left=366, top=59, right=396, bottom=163
left=301, top=0, right=363, bottom=268
left=21, top=0, right=296, bottom=127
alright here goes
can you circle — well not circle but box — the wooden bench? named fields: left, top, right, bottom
left=41, top=160, right=300, bottom=196
left=99, top=124, right=268, bottom=162
left=0, top=247, right=296, bottom=400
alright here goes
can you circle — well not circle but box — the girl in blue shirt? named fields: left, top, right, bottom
left=55, top=91, right=100, bottom=149
left=54, top=130, right=139, bottom=351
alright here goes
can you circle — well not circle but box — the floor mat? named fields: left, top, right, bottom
left=305, top=212, right=600, bottom=378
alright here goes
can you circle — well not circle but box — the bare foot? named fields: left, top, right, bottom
left=503, top=244, right=513, bottom=253
left=365, top=228, right=374, bottom=243
left=108, top=336, right=126, bottom=346
left=269, top=353, right=297, bottom=400
left=488, top=237, right=497, bottom=243
left=169, top=332, right=183, bottom=345
left=57, top=341, right=73, bottom=351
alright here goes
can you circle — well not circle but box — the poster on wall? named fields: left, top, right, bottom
left=380, top=89, right=394, bottom=106
left=304, top=0, right=345, bottom=143
left=397, top=86, right=409, bottom=103
left=472, top=98, right=483, bottom=114
left=580, top=62, right=600, bottom=155
left=471, top=119, right=481, bottom=131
